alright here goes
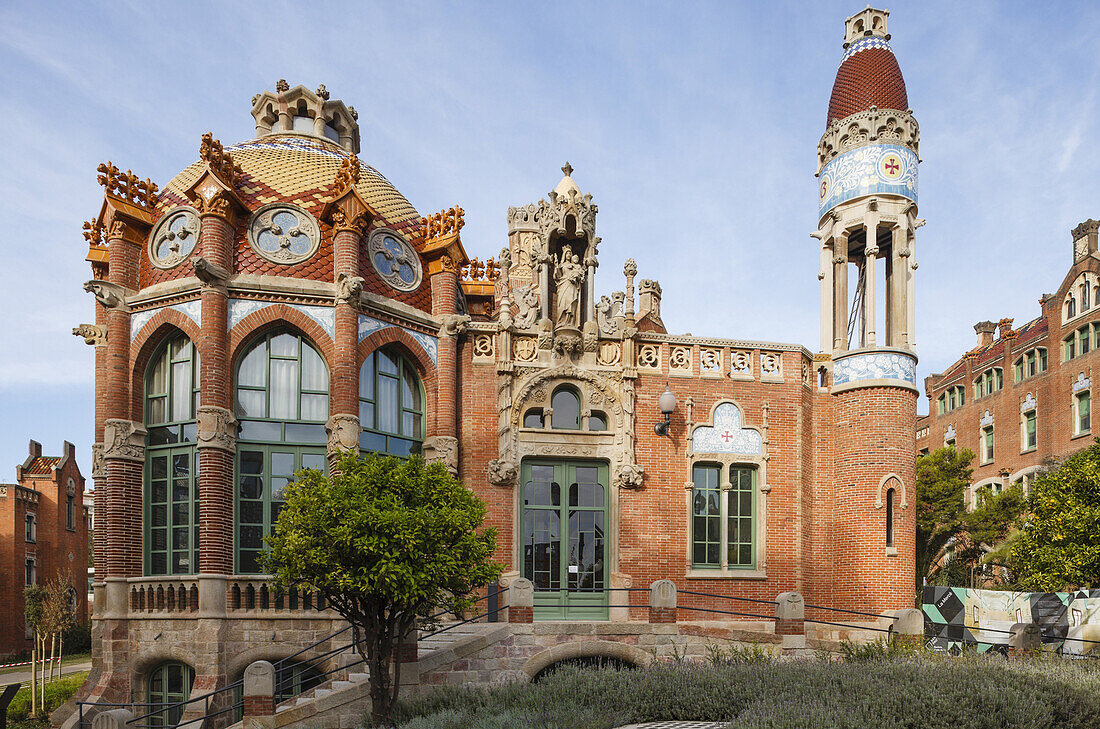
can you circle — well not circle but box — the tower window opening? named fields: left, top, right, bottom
left=885, top=487, right=895, bottom=547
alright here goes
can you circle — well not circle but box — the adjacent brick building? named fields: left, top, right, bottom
left=916, top=220, right=1100, bottom=503
left=71, top=7, right=920, bottom=722
left=0, top=440, right=89, bottom=658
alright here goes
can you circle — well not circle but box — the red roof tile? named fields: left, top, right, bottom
left=828, top=47, right=908, bottom=126
left=24, top=456, right=59, bottom=475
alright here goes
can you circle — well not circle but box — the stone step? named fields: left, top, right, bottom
left=348, top=672, right=369, bottom=682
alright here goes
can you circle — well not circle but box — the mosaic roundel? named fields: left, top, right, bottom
left=367, top=228, right=422, bottom=291
left=247, top=203, right=321, bottom=264
left=149, top=206, right=201, bottom=269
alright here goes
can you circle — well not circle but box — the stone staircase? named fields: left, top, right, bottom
left=252, top=621, right=512, bottom=729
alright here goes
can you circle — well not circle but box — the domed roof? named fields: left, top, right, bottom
left=155, top=133, right=419, bottom=225
left=826, top=37, right=908, bottom=127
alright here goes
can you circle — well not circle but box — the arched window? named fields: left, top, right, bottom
left=147, top=661, right=195, bottom=729
left=1068, top=297, right=1077, bottom=318
left=235, top=331, right=329, bottom=574
left=145, top=334, right=200, bottom=576
left=359, top=348, right=424, bottom=456
left=551, top=387, right=581, bottom=430
left=885, top=488, right=895, bottom=547
left=1083, top=284, right=1091, bottom=310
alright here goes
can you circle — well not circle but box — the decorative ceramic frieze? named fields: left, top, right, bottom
left=1073, top=373, right=1091, bottom=393
left=131, top=301, right=202, bottom=340
left=832, top=350, right=916, bottom=386
left=944, top=424, right=956, bottom=442
left=356, top=313, right=438, bottom=364
left=818, top=144, right=918, bottom=218
left=691, top=402, right=762, bottom=456
left=1021, top=393, right=1037, bottom=413
left=979, top=410, right=994, bottom=428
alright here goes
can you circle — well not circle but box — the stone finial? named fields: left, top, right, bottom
left=843, top=6, right=890, bottom=47
left=316, top=84, right=330, bottom=100
left=420, top=206, right=465, bottom=242
left=199, top=133, right=243, bottom=189
left=96, top=162, right=158, bottom=210
left=998, top=318, right=1015, bottom=339
left=275, top=79, right=289, bottom=92
left=83, top=218, right=103, bottom=246
left=561, top=161, right=573, bottom=177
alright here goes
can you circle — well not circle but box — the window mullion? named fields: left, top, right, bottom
left=719, top=465, right=729, bottom=570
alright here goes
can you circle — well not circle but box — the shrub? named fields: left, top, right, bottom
left=63, top=622, right=91, bottom=655
left=6, top=672, right=88, bottom=721
left=393, top=657, right=1100, bottom=728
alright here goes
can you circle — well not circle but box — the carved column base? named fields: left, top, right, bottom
left=422, top=435, right=459, bottom=476
left=196, top=406, right=237, bottom=453
left=326, top=414, right=361, bottom=457
left=103, top=420, right=147, bottom=462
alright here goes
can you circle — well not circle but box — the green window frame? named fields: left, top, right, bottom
left=236, top=446, right=327, bottom=575
left=982, top=426, right=995, bottom=464
left=691, top=463, right=756, bottom=570
left=235, top=331, right=330, bottom=574
left=1023, top=410, right=1037, bottom=451
left=147, top=661, right=195, bottom=729
left=1077, top=391, right=1091, bottom=435
left=145, top=335, right=200, bottom=576
left=359, top=348, right=424, bottom=457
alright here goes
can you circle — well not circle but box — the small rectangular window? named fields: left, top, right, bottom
left=1081, top=327, right=1092, bottom=355
left=25, top=513, right=35, bottom=543
left=1015, top=360, right=1024, bottom=382
left=25, top=557, right=35, bottom=586
left=1039, top=348, right=1048, bottom=372
left=1067, top=336, right=1077, bottom=361
left=995, top=369, right=1003, bottom=390
left=1024, top=410, right=1037, bottom=450
left=66, top=496, right=75, bottom=530
left=1078, top=391, right=1091, bottom=435
left=983, top=426, right=995, bottom=464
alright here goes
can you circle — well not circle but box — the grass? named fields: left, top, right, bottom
left=391, top=655, right=1100, bottom=729
left=5, top=671, right=89, bottom=722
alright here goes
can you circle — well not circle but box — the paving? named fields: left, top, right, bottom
left=0, top=661, right=91, bottom=689
left=615, top=724, right=729, bottom=729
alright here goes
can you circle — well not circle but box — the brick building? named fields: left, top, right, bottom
left=916, top=219, right=1100, bottom=503
left=72, top=7, right=919, bottom=721
left=0, top=440, right=89, bottom=658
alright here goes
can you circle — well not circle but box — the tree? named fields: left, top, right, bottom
left=264, top=452, right=503, bottom=727
left=24, top=584, right=45, bottom=717
left=1010, top=439, right=1100, bottom=591
left=915, top=446, right=973, bottom=593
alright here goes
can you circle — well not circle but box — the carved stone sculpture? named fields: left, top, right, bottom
left=595, top=293, right=625, bottom=336
left=553, top=245, right=585, bottom=327
left=326, top=414, right=360, bottom=455
left=423, top=435, right=459, bottom=476
left=191, top=255, right=230, bottom=287
left=73, top=324, right=107, bottom=346
left=487, top=458, right=518, bottom=487
left=614, top=463, right=644, bottom=489
left=335, top=273, right=365, bottom=305
left=90, top=443, right=105, bottom=480
left=514, top=284, right=540, bottom=329
left=103, top=419, right=146, bottom=462
left=439, top=314, right=471, bottom=338
left=196, top=406, right=238, bottom=452
left=84, top=280, right=128, bottom=310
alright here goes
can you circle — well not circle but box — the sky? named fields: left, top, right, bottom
left=1, top=0, right=1098, bottom=477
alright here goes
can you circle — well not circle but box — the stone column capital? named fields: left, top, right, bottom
left=196, top=406, right=237, bottom=452
left=103, top=419, right=147, bottom=462
left=423, top=435, right=458, bottom=476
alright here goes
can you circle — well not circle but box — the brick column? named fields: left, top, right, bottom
left=890, top=608, right=924, bottom=649
left=194, top=204, right=237, bottom=576
left=774, top=591, right=806, bottom=652
left=507, top=577, right=534, bottom=623
left=100, top=217, right=145, bottom=579
left=432, top=268, right=460, bottom=439
left=327, top=224, right=366, bottom=467
left=648, top=579, right=677, bottom=624
left=242, top=660, right=275, bottom=727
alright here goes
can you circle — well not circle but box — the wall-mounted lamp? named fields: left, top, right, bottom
left=654, top=384, right=677, bottom=436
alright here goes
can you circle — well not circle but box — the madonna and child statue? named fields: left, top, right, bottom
left=553, top=244, right=585, bottom=328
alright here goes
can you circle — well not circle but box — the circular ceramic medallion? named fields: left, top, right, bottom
left=879, top=151, right=904, bottom=181
left=368, top=229, right=422, bottom=291
left=247, top=203, right=321, bottom=264
left=149, top=207, right=201, bottom=269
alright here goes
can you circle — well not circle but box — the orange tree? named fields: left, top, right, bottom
left=264, top=452, right=502, bottom=726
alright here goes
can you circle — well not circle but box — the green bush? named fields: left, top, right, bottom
left=6, top=672, right=88, bottom=721
left=393, top=658, right=1100, bottom=728
left=63, top=623, right=92, bottom=655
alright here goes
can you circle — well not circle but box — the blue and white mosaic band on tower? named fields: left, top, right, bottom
left=814, top=6, right=923, bottom=394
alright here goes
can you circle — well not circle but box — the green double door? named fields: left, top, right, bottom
left=521, top=460, right=608, bottom=620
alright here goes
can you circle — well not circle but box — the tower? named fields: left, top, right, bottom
left=816, top=8, right=920, bottom=611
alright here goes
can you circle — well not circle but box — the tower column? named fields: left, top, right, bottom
left=863, top=216, right=879, bottom=348
left=819, top=241, right=833, bottom=353
left=888, top=224, right=908, bottom=349
left=833, top=232, right=849, bottom=352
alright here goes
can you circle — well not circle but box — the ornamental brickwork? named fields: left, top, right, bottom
left=70, top=7, right=919, bottom=724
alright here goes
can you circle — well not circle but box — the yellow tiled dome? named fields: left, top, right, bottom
left=155, top=133, right=419, bottom=226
